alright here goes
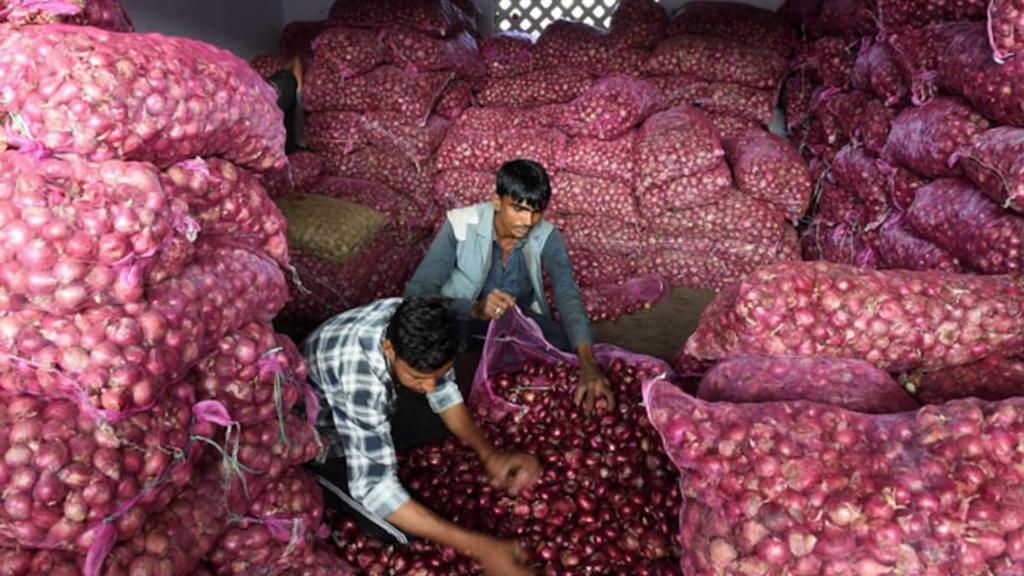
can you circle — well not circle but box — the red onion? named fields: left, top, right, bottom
left=0, top=25, right=284, bottom=171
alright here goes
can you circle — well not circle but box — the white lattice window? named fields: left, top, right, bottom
left=496, top=0, right=621, bottom=37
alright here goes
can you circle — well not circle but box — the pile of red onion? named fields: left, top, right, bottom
left=333, top=356, right=682, bottom=575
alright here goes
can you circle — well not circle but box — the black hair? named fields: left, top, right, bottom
left=385, top=297, right=458, bottom=372
left=496, top=159, right=552, bottom=212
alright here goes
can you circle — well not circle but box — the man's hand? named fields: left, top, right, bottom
left=473, top=289, right=516, bottom=320
left=574, top=355, right=615, bottom=414
left=482, top=451, right=541, bottom=495
left=475, top=537, right=535, bottom=576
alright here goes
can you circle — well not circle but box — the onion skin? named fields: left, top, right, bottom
left=647, top=378, right=1024, bottom=574
left=333, top=357, right=681, bottom=575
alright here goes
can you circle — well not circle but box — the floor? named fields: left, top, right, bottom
left=592, top=286, right=717, bottom=362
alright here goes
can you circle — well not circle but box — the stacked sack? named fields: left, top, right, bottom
left=437, top=0, right=807, bottom=322
left=783, top=0, right=1024, bottom=279
left=652, top=259, right=1024, bottom=573
left=636, top=3, right=807, bottom=293
left=0, top=9, right=342, bottom=575
left=271, top=0, right=483, bottom=338
left=437, top=0, right=673, bottom=322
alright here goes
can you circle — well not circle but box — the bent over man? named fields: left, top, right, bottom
left=303, top=297, right=540, bottom=576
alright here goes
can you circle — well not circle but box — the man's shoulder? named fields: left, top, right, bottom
left=305, top=298, right=400, bottom=348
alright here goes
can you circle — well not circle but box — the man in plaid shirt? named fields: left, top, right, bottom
left=303, top=296, right=540, bottom=576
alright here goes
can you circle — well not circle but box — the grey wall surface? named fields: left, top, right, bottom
left=119, top=0, right=787, bottom=60
left=123, top=0, right=283, bottom=59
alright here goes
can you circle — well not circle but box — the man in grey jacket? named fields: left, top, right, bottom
left=404, top=159, right=614, bottom=412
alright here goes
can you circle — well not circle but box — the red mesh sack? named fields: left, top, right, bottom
left=435, top=80, right=473, bottom=120
left=800, top=218, right=881, bottom=269
left=469, top=306, right=675, bottom=422
left=433, top=169, right=493, bottom=209
left=0, top=152, right=193, bottom=315
left=637, top=161, right=733, bottom=214
left=644, top=34, right=788, bottom=90
left=709, top=114, right=765, bottom=142
left=308, top=27, right=384, bottom=80
left=0, top=0, right=132, bottom=30
left=312, top=176, right=431, bottom=228
left=306, top=111, right=450, bottom=171
left=454, top=106, right=551, bottom=132
left=637, top=106, right=725, bottom=193
left=666, top=2, right=792, bottom=57
left=645, top=191, right=790, bottom=244
left=436, top=126, right=567, bottom=173
left=163, top=157, right=289, bottom=268
left=989, top=0, right=1024, bottom=63
left=953, top=126, right=1024, bottom=214
left=935, top=22, right=1024, bottom=128
left=380, top=28, right=485, bottom=85
left=0, top=384, right=210, bottom=554
left=724, top=129, right=812, bottom=221
left=477, top=66, right=595, bottom=108
left=548, top=214, right=643, bottom=245
left=319, top=146, right=433, bottom=196
left=851, top=41, right=908, bottom=107
left=479, top=32, right=533, bottom=79
left=812, top=89, right=870, bottom=147
left=191, top=322, right=309, bottom=426
left=831, top=145, right=893, bottom=229
left=908, top=178, right=1024, bottom=274
left=557, top=132, right=637, bottom=185
left=857, top=99, right=895, bottom=156
left=327, top=0, right=473, bottom=38
left=810, top=36, right=858, bottom=89
left=304, top=66, right=452, bottom=125
left=646, top=74, right=709, bottom=108
left=697, top=355, right=918, bottom=413
left=876, top=0, right=986, bottom=37
left=637, top=232, right=801, bottom=292
left=565, top=242, right=639, bottom=287
left=876, top=213, right=963, bottom=273
left=818, top=0, right=876, bottom=39
left=687, top=260, right=1024, bottom=371
left=545, top=76, right=665, bottom=141
left=0, top=25, right=285, bottom=172
left=574, top=274, right=671, bottom=323
left=882, top=96, right=991, bottom=179
left=101, top=459, right=253, bottom=576
left=608, top=0, right=667, bottom=49
left=0, top=244, right=287, bottom=419
left=208, top=468, right=327, bottom=576
left=782, top=73, right=815, bottom=133
left=905, top=354, right=1024, bottom=404
left=644, top=378, right=1024, bottom=576
left=549, top=173, right=638, bottom=224
left=880, top=163, right=930, bottom=211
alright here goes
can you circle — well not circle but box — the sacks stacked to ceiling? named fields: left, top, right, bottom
left=0, top=14, right=345, bottom=575
left=785, top=0, right=1024, bottom=280
left=434, top=0, right=807, bottom=323
left=268, top=0, right=481, bottom=338
left=777, top=0, right=1024, bottom=403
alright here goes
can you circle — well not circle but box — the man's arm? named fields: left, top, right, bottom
left=540, top=229, right=593, bottom=350
left=404, top=221, right=475, bottom=318
left=541, top=230, right=615, bottom=412
left=387, top=500, right=532, bottom=575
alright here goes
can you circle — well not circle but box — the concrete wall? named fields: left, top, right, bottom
left=122, top=0, right=283, bottom=59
